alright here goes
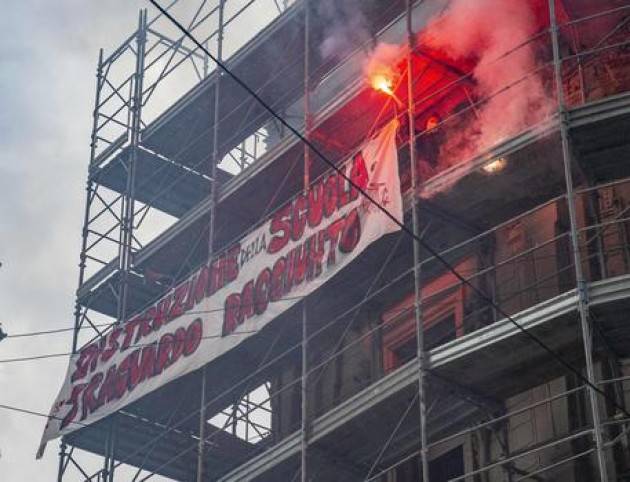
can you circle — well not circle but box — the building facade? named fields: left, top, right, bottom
left=54, top=0, right=630, bottom=480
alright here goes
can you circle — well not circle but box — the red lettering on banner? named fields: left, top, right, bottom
left=61, top=384, right=87, bottom=430
left=129, top=343, right=157, bottom=390
left=208, top=258, right=222, bottom=295
left=223, top=294, right=241, bottom=336
left=323, top=174, right=338, bottom=218
left=192, top=267, right=209, bottom=306
left=254, top=268, right=272, bottom=315
left=171, top=327, right=187, bottom=365
left=184, top=319, right=203, bottom=356
left=169, top=282, right=189, bottom=321
left=350, top=152, right=369, bottom=199
left=152, top=296, right=172, bottom=331
left=268, top=204, right=291, bottom=254
left=225, top=245, right=240, bottom=283
left=293, top=243, right=308, bottom=286
left=283, top=249, right=296, bottom=294
left=270, top=257, right=286, bottom=302
left=183, top=274, right=197, bottom=312
left=338, top=170, right=351, bottom=208
left=157, top=334, right=175, bottom=373
left=292, top=194, right=308, bottom=241
left=340, top=208, right=361, bottom=253
left=96, top=366, right=118, bottom=407
left=66, top=318, right=207, bottom=428
left=241, top=280, right=255, bottom=321
left=134, top=315, right=152, bottom=344
left=326, top=218, right=345, bottom=266
left=121, top=317, right=140, bottom=351
left=81, top=373, right=103, bottom=421
left=101, top=328, right=122, bottom=363
left=116, top=350, right=139, bottom=398
left=144, top=306, right=157, bottom=330
left=307, top=231, right=326, bottom=280
left=221, top=204, right=368, bottom=337
left=71, top=345, right=95, bottom=383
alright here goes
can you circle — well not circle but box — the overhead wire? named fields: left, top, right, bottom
left=0, top=331, right=259, bottom=364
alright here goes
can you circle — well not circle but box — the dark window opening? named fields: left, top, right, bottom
left=394, top=445, right=464, bottom=481
left=392, top=335, right=417, bottom=367
left=429, top=445, right=465, bottom=481
left=384, top=312, right=458, bottom=372
left=426, top=313, right=457, bottom=350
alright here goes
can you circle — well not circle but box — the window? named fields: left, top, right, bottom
left=383, top=312, right=458, bottom=372
left=381, top=259, right=474, bottom=374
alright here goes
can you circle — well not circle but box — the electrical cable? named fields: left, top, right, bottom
left=147, top=0, right=630, bottom=421
left=0, top=331, right=258, bottom=364
left=0, top=403, right=88, bottom=430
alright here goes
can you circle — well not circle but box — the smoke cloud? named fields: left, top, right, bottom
left=421, top=0, right=554, bottom=165
left=316, top=0, right=373, bottom=59
left=362, top=42, right=405, bottom=88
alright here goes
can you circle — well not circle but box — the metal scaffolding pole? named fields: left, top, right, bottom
left=301, top=3, right=311, bottom=481
left=301, top=301, right=309, bottom=482
left=118, top=10, right=147, bottom=324
left=72, top=46, right=104, bottom=355
left=56, top=442, right=67, bottom=482
left=406, top=1, right=430, bottom=480
left=197, top=2, right=225, bottom=481
left=102, top=417, right=116, bottom=482
left=59, top=40, right=109, bottom=482
left=549, top=1, right=609, bottom=480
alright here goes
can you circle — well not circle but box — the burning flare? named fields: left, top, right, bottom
left=371, top=73, right=394, bottom=96
left=363, top=43, right=404, bottom=103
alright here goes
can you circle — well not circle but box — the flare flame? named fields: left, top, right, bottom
left=371, top=73, right=394, bottom=96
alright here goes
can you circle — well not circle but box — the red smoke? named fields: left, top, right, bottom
left=421, top=0, right=554, bottom=166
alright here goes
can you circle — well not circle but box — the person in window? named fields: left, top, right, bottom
left=415, top=113, right=443, bottom=182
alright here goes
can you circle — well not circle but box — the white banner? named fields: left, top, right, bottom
left=38, top=119, right=401, bottom=456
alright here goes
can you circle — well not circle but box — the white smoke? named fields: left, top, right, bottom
left=317, top=0, right=373, bottom=59
left=362, top=42, right=405, bottom=86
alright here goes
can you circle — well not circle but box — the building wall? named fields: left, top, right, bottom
left=266, top=177, right=630, bottom=477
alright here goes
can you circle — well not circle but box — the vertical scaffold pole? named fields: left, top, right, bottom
left=72, top=46, right=103, bottom=352
left=197, top=2, right=225, bottom=481
left=549, top=1, right=609, bottom=481
left=60, top=44, right=104, bottom=482
left=118, top=10, right=147, bottom=324
left=406, top=1, right=430, bottom=480
left=56, top=442, right=67, bottom=482
left=301, top=3, right=311, bottom=481
left=103, top=416, right=116, bottom=482
left=301, top=300, right=309, bottom=482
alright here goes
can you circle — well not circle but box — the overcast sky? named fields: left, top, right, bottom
left=0, top=1, right=205, bottom=480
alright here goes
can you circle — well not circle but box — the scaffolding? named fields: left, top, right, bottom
left=55, top=0, right=630, bottom=480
